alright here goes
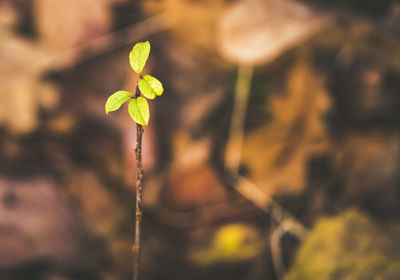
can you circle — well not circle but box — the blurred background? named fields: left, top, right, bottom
left=1, top=0, right=400, bottom=279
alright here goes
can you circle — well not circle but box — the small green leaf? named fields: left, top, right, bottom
left=138, top=75, right=164, bottom=100
left=129, top=41, right=150, bottom=74
left=105, top=90, right=133, bottom=114
left=128, top=97, right=150, bottom=126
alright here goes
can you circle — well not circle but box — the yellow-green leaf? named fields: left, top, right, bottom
left=138, top=75, right=164, bottom=100
left=105, top=90, right=133, bottom=114
left=129, top=41, right=150, bottom=74
left=128, top=97, right=150, bottom=126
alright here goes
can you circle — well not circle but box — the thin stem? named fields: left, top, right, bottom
left=134, top=87, right=144, bottom=280
left=224, top=64, right=253, bottom=172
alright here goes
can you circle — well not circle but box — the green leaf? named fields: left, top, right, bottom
left=105, top=90, right=133, bottom=114
left=128, top=97, right=150, bottom=126
left=129, top=41, right=150, bottom=74
left=138, top=75, right=164, bottom=100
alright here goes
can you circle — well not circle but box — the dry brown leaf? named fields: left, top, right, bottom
left=34, top=0, right=124, bottom=51
left=144, top=0, right=226, bottom=56
left=242, top=56, right=332, bottom=195
left=0, top=24, right=59, bottom=134
left=217, top=0, right=330, bottom=65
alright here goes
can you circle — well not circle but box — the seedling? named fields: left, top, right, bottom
left=105, top=41, right=164, bottom=280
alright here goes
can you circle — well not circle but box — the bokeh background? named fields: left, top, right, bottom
left=1, top=0, right=400, bottom=279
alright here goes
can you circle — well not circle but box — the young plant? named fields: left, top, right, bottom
left=105, top=41, right=164, bottom=280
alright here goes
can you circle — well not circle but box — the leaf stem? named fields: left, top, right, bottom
left=224, top=64, right=253, bottom=172
left=134, top=86, right=144, bottom=280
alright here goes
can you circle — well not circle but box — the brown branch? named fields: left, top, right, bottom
left=134, top=87, right=144, bottom=280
